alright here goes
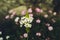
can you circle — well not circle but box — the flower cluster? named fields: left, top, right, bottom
left=20, top=16, right=34, bottom=28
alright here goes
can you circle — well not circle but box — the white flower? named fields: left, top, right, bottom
left=20, top=16, right=33, bottom=28
left=29, top=14, right=33, bottom=17
left=5, top=15, right=9, bottom=19
left=20, top=20, right=27, bottom=24
left=21, top=17, right=25, bottom=20
left=36, top=32, right=41, bottom=36
left=20, top=21, right=24, bottom=24
left=28, top=8, right=32, bottom=13
left=35, top=8, right=41, bottom=13
left=24, top=18, right=28, bottom=23
left=21, top=10, right=26, bottom=16
left=45, top=23, right=50, bottom=26
left=53, top=12, right=56, bottom=16
left=36, top=19, right=41, bottom=23
left=20, top=35, right=23, bottom=38
left=24, top=23, right=32, bottom=28
left=15, top=17, right=19, bottom=22
left=51, top=19, right=56, bottom=23
left=6, top=36, right=10, bottom=39
left=44, top=14, right=48, bottom=18
left=23, top=33, right=28, bottom=38
left=0, top=31, right=2, bottom=35
left=48, top=10, right=52, bottom=13
left=40, top=9, right=43, bottom=13
left=27, top=17, right=33, bottom=23
left=0, top=37, right=3, bottom=40
left=20, top=16, right=33, bottom=23
left=48, top=26, right=53, bottom=31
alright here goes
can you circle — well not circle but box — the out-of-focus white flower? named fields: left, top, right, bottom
left=27, top=17, right=34, bottom=23
left=5, top=15, right=10, bottom=19
left=40, top=9, right=43, bottom=13
left=21, top=10, right=26, bottom=16
left=45, top=23, right=50, bottom=27
left=51, top=19, right=56, bottom=23
left=20, top=15, right=33, bottom=28
left=28, top=8, right=32, bottom=13
left=24, top=23, right=32, bottom=28
left=29, top=13, right=33, bottom=17
left=20, top=35, right=23, bottom=38
left=0, top=31, right=2, bottom=35
left=20, top=21, right=24, bottom=25
left=36, top=19, right=41, bottom=23
left=53, top=12, right=56, bottom=16
left=36, top=32, right=41, bottom=36
left=6, top=36, right=10, bottom=39
left=20, top=16, right=33, bottom=24
left=48, top=26, right=53, bottom=31
left=35, top=8, right=41, bottom=13
left=44, top=14, right=48, bottom=18
left=0, top=37, right=3, bottom=40
left=23, top=33, right=28, bottom=38
left=21, top=17, right=26, bottom=20
left=15, top=17, right=19, bottom=22
left=48, top=10, right=52, bottom=13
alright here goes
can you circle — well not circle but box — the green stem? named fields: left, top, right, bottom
left=26, top=27, right=30, bottom=40
left=27, top=31, right=28, bottom=40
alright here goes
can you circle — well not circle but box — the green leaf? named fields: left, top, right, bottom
left=26, top=27, right=30, bottom=33
left=19, top=0, right=25, bottom=4
left=9, top=6, right=27, bottom=16
left=25, top=12, right=29, bottom=18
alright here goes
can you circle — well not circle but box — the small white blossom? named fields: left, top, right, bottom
left=35, top=8, right=41, bottom=13
left=15, top=17, right=19, bottom=22
left=45, top=23, right=50, bottom=27
left=20, top=35, right=23, bottom=38
left=51, top=19, right=56, bottom=23
left=23, top=33, right=28, bottom=38
left=48, top=26, right=53, bottom=31
left=29, top=14, right=33, bottom=17
left=20, top=21, right=24, bottom=25
left=36, top=19, right=41, bottom=23
left=21, top=10, right=26, bottom=16
left=28, top=8, right=32, bottom=13
left=0, top=37, right=3, bottom=40
left=48, top=10, right=52, bottom=13
left=21, top=17, right=25, bottom=20
left=36, top=32, right=41, bottom=36
left=44, top=14, right=48, bottom=18
left=5, top=15, right=10, bottom=19
left=6, top=36, right=10, bottom=39
left=53, top=12, right=56, bottom=16
left=24, top=23, right=32, bottom=28
left=27, top=17, right=34, bottom=23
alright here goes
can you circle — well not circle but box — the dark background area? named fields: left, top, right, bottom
left=0, top=0, right=60, bottom=40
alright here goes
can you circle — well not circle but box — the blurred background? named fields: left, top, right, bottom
left=0, top=0, right=60, bottom=40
